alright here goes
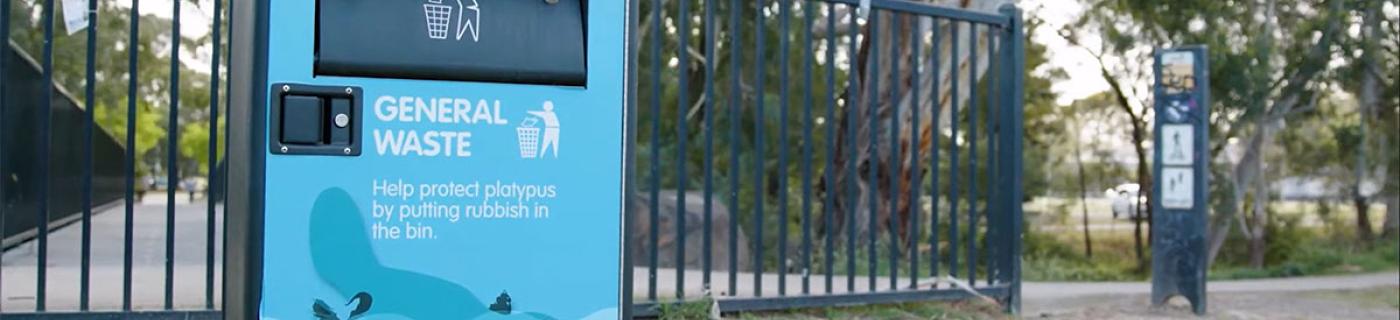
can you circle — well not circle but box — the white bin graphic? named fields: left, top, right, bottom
left=423, top=0, right=453, bottom=39
left=517, top=118, right=541, bottom=158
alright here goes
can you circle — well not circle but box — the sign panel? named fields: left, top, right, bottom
left=60, top=0, right=88, bottom=35
left=1160, top=51, right=1195, bottom=95
left=1161, top=124, right=1194, bottom=166
left=1160, top=167, right=1193, bottom=209
left=240, top=1, right=628, bottom=319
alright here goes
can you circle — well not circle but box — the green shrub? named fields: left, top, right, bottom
left=657, top=296, right=713, bottom=320
left=1210, top=238, right=1400, bottom=280
left=1023, top=228, right=1143, bottom=281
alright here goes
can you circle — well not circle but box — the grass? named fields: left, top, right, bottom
left=1022, top=228, right=1146, bottom=281
left=1021, top=204, right=1400, bottom=282
left=657, top=297, right=715, bottom=320
left=1209, top=240, right=1399, bottom=280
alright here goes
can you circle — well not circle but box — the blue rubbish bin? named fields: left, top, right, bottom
left=225, top=1, right=632, bottom=319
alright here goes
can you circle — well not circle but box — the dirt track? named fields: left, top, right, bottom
left=1024, top=272, right=1400, bottom=319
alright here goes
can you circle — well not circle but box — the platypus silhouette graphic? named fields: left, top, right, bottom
left=312, top=291, right=373, bottom=320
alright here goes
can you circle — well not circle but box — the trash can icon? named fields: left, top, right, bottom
left=423, top=0, right=453, bottom=40
left=517, top=118, right=541, bottom=158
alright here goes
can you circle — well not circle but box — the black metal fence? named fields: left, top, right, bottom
left=2, top=41, right=125, bottom=246
left=0, top=0, right=1022, bottom=318
left=630, top=0, right=1024, bottom=315
left=0, top=0, right=227, bottom=317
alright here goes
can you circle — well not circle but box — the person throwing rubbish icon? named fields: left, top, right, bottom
left=527, top=101, right=560, bottom=158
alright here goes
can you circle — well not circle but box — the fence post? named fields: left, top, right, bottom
left=0, top=5, right=9, bottom=308
left=996, top=3, right=1025, bottom=314
left=224, top=0, right=267, bottom=317
left=622, top=0, right=639, bottom=317
left=37, top=0, right=55, bottom=310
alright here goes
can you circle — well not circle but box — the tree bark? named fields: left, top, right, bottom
left=1351, top=0, right=1382, bottom=244
left=1249, top=133, right=1272, bottom=268
left=1073, top=117, right=1094, bottom=258
left=1383, top=195, right=1399, bottom=239
left=827, top=0, right=1009, bottom=248
left=1353, top=195, right=1374, bottom=242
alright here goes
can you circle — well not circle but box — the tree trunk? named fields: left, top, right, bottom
left=1073, top=120, right=1093, bottom=258
left=1247, top=228, right=1266, bottom=268
left=1227, top=113, right=1270, bottom=269
left=1249, top=143, right=1271, bottom=268
left=1205, top=201, right=1232, bottom=267
left=1205, top=170, right=1236, bottom=267
left=1383, top=195, right=1399, bottom=239
left=827, top=0, right=1009, bottom=248
left=1353, top=194, right=1374, bottom=243
left=1352, top=0, right=1381, bottom=244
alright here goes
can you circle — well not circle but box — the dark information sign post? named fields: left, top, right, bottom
left=1151, top=46, right=1209, bottom=315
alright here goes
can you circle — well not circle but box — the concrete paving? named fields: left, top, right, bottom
left=1, top=194, right=223, bottom=312
left=1023, top=272, right=1400, bottom=316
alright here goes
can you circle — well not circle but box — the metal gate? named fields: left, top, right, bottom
left=0, top=0, right=1023, bottom=317
left=629, top=0, right=1024, bottom=316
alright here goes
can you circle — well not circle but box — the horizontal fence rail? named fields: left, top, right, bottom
left=631, top=0, right=1024, bottom=316
left=0, top=0, right=1023, bottom=318
left=1, top=0, right=229, bottom=316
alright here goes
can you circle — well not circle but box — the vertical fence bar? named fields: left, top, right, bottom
left=124, top=0, right=140, bottom=310
left=165, top=0, right=182, bottom=309
left=865, top=9, right=879, bottom=293
left=752, top=0, right=766, bottom=297
left=777, top=0, right=790, bottom=297
left=886, top=12, right=900, bottom=291
left=985, top=30, right=996, bottom=285
left=697, top=0, right=711, bottom=293
left=799, top=0, right=815, bottom=296
left=727, top=0, right=741, bottom=296
left=675, top=0, right=689, bottom=300
left=624, top=0, right=640, bottom=313
left=947, top=21, right=960, bottom=281
left=208, top=0, right=225, bottom=309
left=37, top=0, right=55, bottom=311
left=1003, top=5, right=1025, bottom=310
left=993, top=22, right=1010, bottom=287
left=646, top=0, right=661, bottom=302
left=928, top=16, right=942, bottom=287
left=822, top=1, right=836, bottom=294
left=223, top=0, right=234, bottom=279
left=907, top=14, right=922, bottom=289
left=0, top=0, right=8, bottom=305
left=985, top=30, right=1000, bottom=286
left=80, top=0, right=99, bottom=311
left=966, top=24, right=979, bottom=287
left=843, top=4, right=857, bottom=293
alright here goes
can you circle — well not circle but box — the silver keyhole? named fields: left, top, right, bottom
left=334, top=113, right=350, bottom=128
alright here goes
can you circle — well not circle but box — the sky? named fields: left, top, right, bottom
left=1020, top=0, right=1112, bottom=106
left=59, top=0, right=224, bottom=71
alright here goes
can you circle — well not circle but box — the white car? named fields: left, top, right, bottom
left=1106, top=183, right=1146, bottom=220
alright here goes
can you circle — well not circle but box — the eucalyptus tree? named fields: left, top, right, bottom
left=1063, top=0, right=1349, bottom=268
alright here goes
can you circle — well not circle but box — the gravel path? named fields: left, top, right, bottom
left=1025, top=272, right=1400, bottom=319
